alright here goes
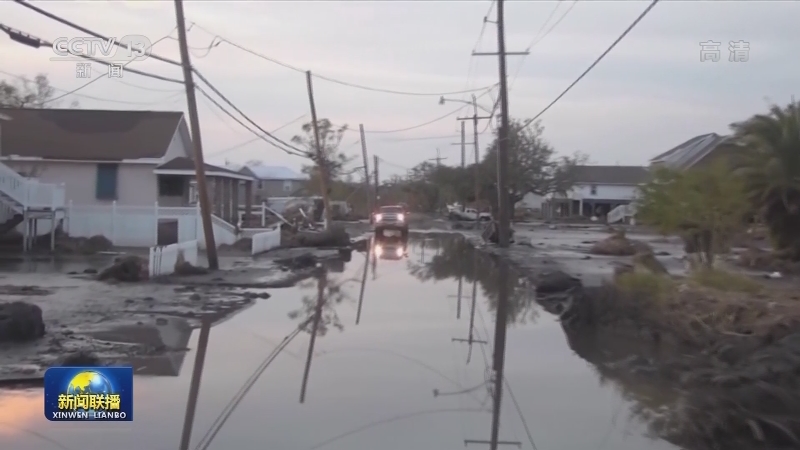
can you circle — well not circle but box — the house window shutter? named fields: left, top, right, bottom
left=96, top=163, right=119, bottom=200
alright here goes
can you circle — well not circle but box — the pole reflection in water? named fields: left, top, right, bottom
left=466, top=254, right=481, bottom=364
left=299, top=269, right=327, bottom=404
left=355, top=237, right=371, bottom=325
left=489, top=259, right=511, bottom=450
left=179, top=315, right=212, bottom=450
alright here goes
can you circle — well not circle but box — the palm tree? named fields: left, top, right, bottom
left=731, top=100, right=800, bottom=259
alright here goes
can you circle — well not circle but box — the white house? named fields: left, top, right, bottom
left=0, top=107, right=259, bottom=248
left=543, top=165, right=649, bottom=219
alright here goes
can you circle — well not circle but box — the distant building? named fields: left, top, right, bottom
left=236, top=164, right=308, bottom=204
left=649, top=133, right=740, bottom=170
left=543, top=165, right=649, bottom=218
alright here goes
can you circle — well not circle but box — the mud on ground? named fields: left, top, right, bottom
left=0, top=248, right=346, bottom=383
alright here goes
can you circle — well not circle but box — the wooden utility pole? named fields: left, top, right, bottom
left=359, top=124, right=372, bottom=215
left=174, top=0, right=218, bottom=269
left=457, top=101, right=492, bottom=208
left=472, top=0, right=528, bottom=248
left=373, top=155, right=380, bottom=207
left=460, top=121, right=466, bottom=168
left=305, top=71, right=332, bottom=229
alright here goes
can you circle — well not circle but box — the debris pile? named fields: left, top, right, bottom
left=97, top=255, right=149, bottom=282
left=589, top=229, right=652, bottom=256
left=282, top=224, right=351, bottom=248
left=174, top=251, right=209, bottom=276
left=0, top=301, right=45, bottom=342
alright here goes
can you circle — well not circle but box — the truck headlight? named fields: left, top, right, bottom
left=375, top=213, right=383, bottom=222
left=374, top=244, right=383, bottom=256
left=395, top=247, right=403, bottom=257
left=397, top=213, right=405, bottom=222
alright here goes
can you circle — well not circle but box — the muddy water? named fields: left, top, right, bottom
left=0, top=235, right=679, bottom=450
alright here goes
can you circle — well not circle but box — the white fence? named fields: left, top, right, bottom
left=149, top=240, right=199, bottom=277
left=66, top=202, right=240, bottom=249
left=251, top=227, right=281, bottom=255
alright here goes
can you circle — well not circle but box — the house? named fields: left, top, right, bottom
left=543, top=165, right=650, bottom=219
left=0, top=107, right=257, bottom=247
left=649, top=132, right=740, bottom=170
left=237, top=164, right=308, bottom=204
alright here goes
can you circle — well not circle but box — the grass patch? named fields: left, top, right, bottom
left=688, top=269, right=763, bottom=294
left=614, top=271, right=676, bottom=301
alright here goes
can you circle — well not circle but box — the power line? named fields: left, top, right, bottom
left=191, top=69, right=309, bottom=156
left=205, top=113, right=307, bottom=158
left=12, top=0, right=183, bottom=68
left=2, top=15, right=308, bottom=160
left=0, top=69, right=184, bottom=105
left=366, top=85, right=496, bottom=134
left=41, top=28, right=177, bottom=105
left=195, top=86, right=307, bottom=157
left=521, top=0, right=660, bottom=128
left=189, top=21, right=498, bottom=98
left=0, top=23, right=184, bottom=85
left=509, top=0, right=578, bottom=91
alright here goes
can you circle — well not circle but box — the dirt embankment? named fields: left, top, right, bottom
left=534, top=255, right=800, bottom=450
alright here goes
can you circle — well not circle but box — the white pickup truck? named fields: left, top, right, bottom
left=449, top=207, right=492, bottom=221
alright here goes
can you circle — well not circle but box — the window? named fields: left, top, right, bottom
left=283, top=180, right=292, bottom=192
left=95, top=163, right=119, bottom=200
left=257, top=181, right=263, bottom=189
left=590, top=185, right=597, bottom=195
left=188, top=181, right=198, bottom=204
left=158, top=175, right=184, bottom=196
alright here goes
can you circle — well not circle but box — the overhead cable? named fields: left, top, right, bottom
left=522, top=0, right=660, bottom=128
left=0, top=69, right=183, bottom=106
left=195, top=86, right=307, bottom=158
left=189, top=22, right=499, bottom=97
left=0, top=23, right=184, bottom=85
left=205, top=113, right=307, bottom=158
left=191, top=69, right=309, bottom=156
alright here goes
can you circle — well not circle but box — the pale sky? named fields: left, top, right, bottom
left=1, top=0, right=796, bottom=178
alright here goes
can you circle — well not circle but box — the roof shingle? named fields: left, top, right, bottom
left=572, top=165, right=649, bottom=185
left=0, top=108, right=184, bottom=161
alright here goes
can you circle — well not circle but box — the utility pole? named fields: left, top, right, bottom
left=460, top=122, right=466, bottom=168
left=473, top=0, right=528, bottom=249
left=174, top=0, right=218, bottom=269
left=373, top=155, right=380, bottom=207
left=359, top=124, right=372, bottom=216
left=457, top=101, right=492, bottom=208
left=306, top=71, right=332, bottom=229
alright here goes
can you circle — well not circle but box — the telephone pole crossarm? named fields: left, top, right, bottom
left=472, top=51, right=529, bottom=56
left=457, top=116, right=493, bottom=121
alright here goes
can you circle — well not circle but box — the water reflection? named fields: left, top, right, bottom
left=407, top=235, right=538, bottom=325
left=1, top=233, right=681, bottom=450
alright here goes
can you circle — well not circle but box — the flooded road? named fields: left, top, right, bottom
left=0, top=234, right=679, bottom=450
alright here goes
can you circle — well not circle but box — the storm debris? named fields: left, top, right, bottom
left=589, top=229, right=652, bottom=256
left=97, top=255, right=149, bottom=282
left=0, top=301, right=45, bottom=343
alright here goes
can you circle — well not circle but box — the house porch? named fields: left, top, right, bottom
left=154, top=157, right=255, bottom=226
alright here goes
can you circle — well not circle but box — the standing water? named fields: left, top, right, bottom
left=0, top=235, right=679, bottom=450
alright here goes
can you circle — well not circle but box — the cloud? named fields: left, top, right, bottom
left=1, top=0, right=798, bottom=178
